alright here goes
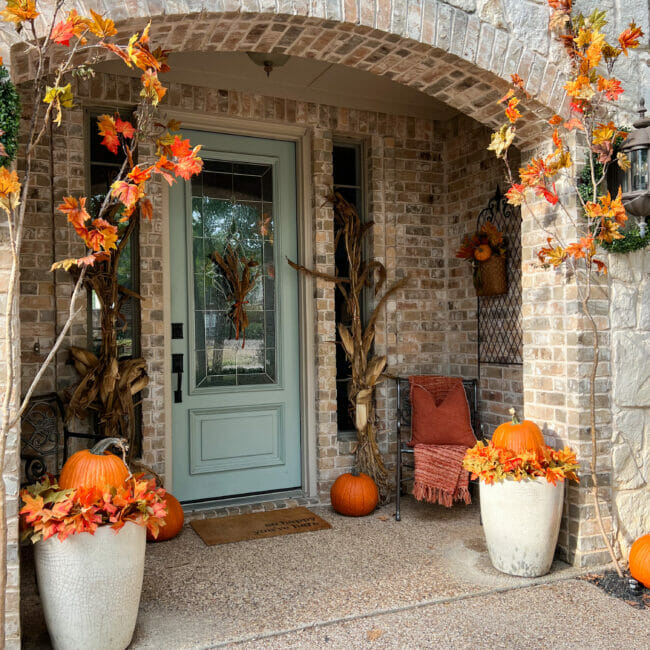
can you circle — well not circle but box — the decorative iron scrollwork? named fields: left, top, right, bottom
left=476, top=187, right=523, bottom=366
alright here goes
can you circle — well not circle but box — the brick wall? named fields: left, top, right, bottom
left=18, top=71, right=525, bottom=506
left=444, top=114, right=523, bottom=437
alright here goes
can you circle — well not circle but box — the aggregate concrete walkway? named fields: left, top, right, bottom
left=21, top=497, right=649, bottom=649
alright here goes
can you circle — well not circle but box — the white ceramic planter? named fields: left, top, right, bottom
left=480, top=478, right=565, bottom=577
left=34, top=521, right=146, bottom=650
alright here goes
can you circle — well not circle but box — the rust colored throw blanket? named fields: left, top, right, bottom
left=413, top=443, right=472, bottom=507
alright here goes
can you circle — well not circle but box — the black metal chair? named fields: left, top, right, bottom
left=394, top=376, right=481, bottom=521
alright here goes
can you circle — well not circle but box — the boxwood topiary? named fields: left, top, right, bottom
left=0, top=63, right=20, bottom=167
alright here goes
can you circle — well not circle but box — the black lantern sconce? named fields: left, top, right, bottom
left=612, top=99, right=650, bottom=235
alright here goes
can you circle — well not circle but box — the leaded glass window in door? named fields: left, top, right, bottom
left=191, top=160, right=276, bottom=387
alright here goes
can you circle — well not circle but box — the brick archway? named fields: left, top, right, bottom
left=5, top=2, right=562, bottom=143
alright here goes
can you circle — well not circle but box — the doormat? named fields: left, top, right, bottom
left=190, top=506, right=332, bottom=546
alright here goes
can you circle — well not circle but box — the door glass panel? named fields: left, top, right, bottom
left=192, top=160, right=276, bottom=387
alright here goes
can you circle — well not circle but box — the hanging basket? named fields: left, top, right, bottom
left=474, top=255, right=507, bottom=296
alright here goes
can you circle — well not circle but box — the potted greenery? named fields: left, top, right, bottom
left=464, top=409, right=579, bottom=577
left=20, top=440, right=167, bottom=650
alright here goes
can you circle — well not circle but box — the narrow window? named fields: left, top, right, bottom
left=86, top=109, right=142, bottom=454
left=332, top=142, right=364, bottom=437
left=86, top=109, right=141, bottom=359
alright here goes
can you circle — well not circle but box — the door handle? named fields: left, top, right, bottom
left=172, top=353, right=184, bottom=403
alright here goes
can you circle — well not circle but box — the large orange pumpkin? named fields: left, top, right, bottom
left=629, top=534, right=650, bottom=588
left=147, top=493, right=184, bottom=542
left=330, top=470, right=378, bottom=516
left=491, top=408, right=545, bottom=454
left=59, top=437, right=129, bottom=491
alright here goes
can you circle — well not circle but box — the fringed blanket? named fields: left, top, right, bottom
left=413, top=444, right=472, bottom=508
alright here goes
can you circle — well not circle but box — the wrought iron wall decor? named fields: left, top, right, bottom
left=476, top=187, right=523, bottom=366
left=20, top=393, right=64, bottom=484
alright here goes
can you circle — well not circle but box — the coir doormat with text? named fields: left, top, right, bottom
left=190, top=506, right=332, bottom=546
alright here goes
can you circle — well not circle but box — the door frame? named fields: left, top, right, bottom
left=161, top=111, right=317, bottom=500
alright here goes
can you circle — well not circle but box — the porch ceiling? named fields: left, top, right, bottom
left=96, top=52, right=459, bottom=121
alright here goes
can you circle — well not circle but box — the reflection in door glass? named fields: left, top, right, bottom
left=191, top=160, right=276, bottom=387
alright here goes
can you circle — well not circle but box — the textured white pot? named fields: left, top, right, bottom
left=480, top=478, right=565, bottom=577
left=34, top=521, right=146, bottom=650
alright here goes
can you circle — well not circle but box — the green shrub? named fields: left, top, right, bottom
left=0, top=64, right=20, bottom=167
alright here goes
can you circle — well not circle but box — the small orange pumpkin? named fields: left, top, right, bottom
left=148, top=493, right=184, bottom=542
left=330, top=470, right=379, bottom=517
left=474, top=244, right=492, bottom=261
left=491, top=408, right=545, bottom=454
left=59, top=437, right=130, bottom=492
left=629, top=534, right=650, bottom=588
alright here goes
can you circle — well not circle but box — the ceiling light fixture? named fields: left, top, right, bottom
left=246, top=52, right=290, bottom=78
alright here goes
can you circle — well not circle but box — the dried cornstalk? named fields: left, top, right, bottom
left=210, top=243, right=260, bottom=348
left=67, top=247, right=149, bottom=462
left=289, top=192, right=408, bottom=501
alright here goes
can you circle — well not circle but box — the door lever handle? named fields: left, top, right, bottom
left=172, top=353, right=184, bottom=403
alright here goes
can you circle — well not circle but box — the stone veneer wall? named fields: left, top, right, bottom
left=609, top=251, right=650, bottom=557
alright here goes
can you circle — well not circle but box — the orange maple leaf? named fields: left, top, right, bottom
left=174, top=151, right=203, bottom=180
left=597, top=77, right=624, bottom=101
left=1, top=0, right=38, bottom=24
left=128, top=165, right=153, bottom=185
left=87, top=8, right=117, bottom=39
left=505, top=97, right=521, bottom=124
left=0, top=167, right=20, bottom=197
left=140, top=69, right=167, bottom=105
left=115, top=117, right=135, bottom=139
left=618, top=22, right=644, bottom=56
left=111, top=181, right=141, bottom=208
left=170, top=136, right=192, bottom=158
left=58, top=196, right=90, bottom=233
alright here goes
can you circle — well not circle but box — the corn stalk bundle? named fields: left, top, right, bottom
left=67, top=240, right=148, bottom=462
left=210, top=243, right=260, bottom=348
left=289, top=193, right=408, bottom=501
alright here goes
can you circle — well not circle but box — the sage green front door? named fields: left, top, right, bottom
left=170, top=131, right=301, bottom=502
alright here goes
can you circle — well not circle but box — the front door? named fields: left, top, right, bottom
left=170, top=131, right=301, bottom=502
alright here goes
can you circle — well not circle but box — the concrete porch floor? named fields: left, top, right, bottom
left=21, top=496, right=649, bottom=649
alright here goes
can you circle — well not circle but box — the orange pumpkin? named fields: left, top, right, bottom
left=59, top=437, right=130, bottom=491
left=148, top=493, right=184, bottom=542
left=629, top=534, right=650, bottom=588
left=330, top=470, right=378, bottom=517
left=474, top=244, right=492, bottom=261
left=491, top=408, right=545, bottom=454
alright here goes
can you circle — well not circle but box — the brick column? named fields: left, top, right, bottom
left=520, top=145, right=614, bottom=567
left=0, top=227, right=21, bottom=647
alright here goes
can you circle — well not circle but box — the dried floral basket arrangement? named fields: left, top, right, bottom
left=456, top=221, right=507, bottom=296
left=20, top=475, right=168, bottom=544
left=210, top=242, right=260, bottom=348
left=463, top=440, right=580, bottom=486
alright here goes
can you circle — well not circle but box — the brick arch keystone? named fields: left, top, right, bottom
left=3, top=1, right=565, bottom=148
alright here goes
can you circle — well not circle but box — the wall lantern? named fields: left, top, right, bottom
left=246, top=52, right=290, bottom=77
left=617, top=99, right=650, bottom=235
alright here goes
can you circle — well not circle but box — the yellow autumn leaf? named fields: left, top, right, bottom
left=487, top=124, right=516, bottom=159
left=592, top=122, right=616, bottom=145
left=50, top=258, right=79, bottom=272
left=616, top=151, right=631, bottom=171
left=43, top=84, right=75, bottom=126
left=1, top=0, right=38, bottom=25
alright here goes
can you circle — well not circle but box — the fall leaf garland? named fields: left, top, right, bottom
left=463, top=440, right=580, bottom=486
left=20, top=475, right=168, bottom=543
